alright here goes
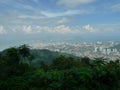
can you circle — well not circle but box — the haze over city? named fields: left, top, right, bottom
left=0, top=0, right=120, bottom=50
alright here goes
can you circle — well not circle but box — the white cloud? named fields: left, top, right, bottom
left=57, top=18, right=71, bottom=24
left=47, top=25, right=79, bottom=34
left=58, top=0, right=95, bottom=7
left=18, top=15, right=42, bottom=19
left=18, top=12, right=46, bottom=19
left=41, top=10, right=79, bottom=17
left=9, top=23, right=120, bottom=35
left=18, top=10, right=86, bottom=19
left=0, top=26, right=6, bottom=34
left=83, top=24, right=96, bottom=32
left=95, top=24, right=120, bottom=32
left=82, top=24, right=120, bottom=33
left=111, top=3, right=120, bottom=11
left=23, top=25, right=33, bottom=34
left=41, top=9, right=93, bottom=18
left=22, top=25, right=79, bottom=34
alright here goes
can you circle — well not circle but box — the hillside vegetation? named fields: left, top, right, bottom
left=0, top=45, right=120, bottom=90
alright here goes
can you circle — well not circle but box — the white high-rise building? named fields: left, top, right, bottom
left=94, top=47, right=98, bottom=52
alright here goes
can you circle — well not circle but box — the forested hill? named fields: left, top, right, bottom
left=0, top=45, right=120, bottom=90
left=0, top=45, right=79, bottom=67
left=1, top=49, right=58, bottom=67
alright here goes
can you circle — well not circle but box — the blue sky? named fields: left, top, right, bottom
left=0, top=0, right=120, bottom=50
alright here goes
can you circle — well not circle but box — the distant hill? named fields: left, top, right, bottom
left=30, top=49, right=79, bottom=67
left=0, top=48, right=79, bottom=68
left=29, top=49, right=61, bottom=67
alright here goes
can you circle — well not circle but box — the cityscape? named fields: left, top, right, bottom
left=32, top=41, right=120, bottom=60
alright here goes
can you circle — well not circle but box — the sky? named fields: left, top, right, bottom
left=0, top=0, right=120, bottom=50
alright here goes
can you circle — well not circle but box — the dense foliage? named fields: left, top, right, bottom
left=0, top=45, right=120, bottom=90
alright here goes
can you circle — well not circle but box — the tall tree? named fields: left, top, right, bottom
left=18, top=44, right=30, bottom=57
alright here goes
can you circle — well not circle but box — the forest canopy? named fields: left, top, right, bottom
left=0, top=45, right=120, bottom=90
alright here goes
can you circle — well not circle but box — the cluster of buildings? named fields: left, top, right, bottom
left=32, top=41, right=120, bottom=60
left=94, top=47, right=118, bottom=55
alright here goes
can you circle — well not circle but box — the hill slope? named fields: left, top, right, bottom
left=0, top=48, right=78, bottom=67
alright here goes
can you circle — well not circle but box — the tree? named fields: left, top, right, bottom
left=5, top=47, right=20, bottom=64
left=39, top=60, right=48, bottom=71
left=81, top=57, right=90, bottom=66
left=92, top=58, right=106, bottom=67
left=18, top=44, right=30, bottom=57
left=52, top=55, right=79, bottom=70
